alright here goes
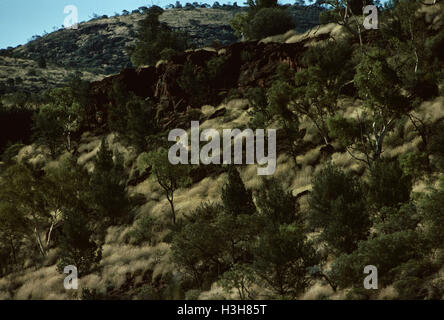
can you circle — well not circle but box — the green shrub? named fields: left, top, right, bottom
left=248, top=8, right=295, bottom=40
left=367, top=159, right=412, bottom=210
left=308, top=164, right=370, bottom=255
left=130, top=6, right=188, bottom=66
left=330, top=230, right=425, bottom=289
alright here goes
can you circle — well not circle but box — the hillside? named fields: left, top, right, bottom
left=0, top=5, right=322, bottom=95
left=0, top=2, right=444, bottom=302
left=4, top=6, right=322, bottom=76
left=0, top=56, right=103, bottom=95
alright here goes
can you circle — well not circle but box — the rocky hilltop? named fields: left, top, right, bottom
left=4, top=6, right=322, bottom=76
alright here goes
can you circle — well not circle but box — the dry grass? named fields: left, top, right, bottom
left=300, top=282, right=335, bottom=300
left=0, top=56, right=102, bottom=95
left=286, top=23, right=349, bottom=45
left=3, top=77, right=443, bottom=299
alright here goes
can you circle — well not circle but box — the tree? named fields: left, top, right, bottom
left=138, top=148, right=191, bottom=224
left=248, top=8, right=295, bottom=40
left=229, top=12, right=250, bottom=39
left=33, top=87, right=84, bottom=157
left=130, top=6, right=188, bottom=66
left=230, top=7, right=295, bottom=40
left=171, top=202, right=227, bottom=287
left=246, top=176, right=319, bottom=298
left=252, top=223, right=319, bottom=298
left=420, top=178, right=444, bottom=248
left=367, top=159, right=412, bottom=211
left=216, top=167, right=260, bottom=266
left=316, top=0, right=375, bottom=46
left=255, top=177, right=300, bottom=226
left=47, top=156, right=102, bottom=276
left=219, top=263, right=257, bottom=300
left=221, top=166, right=256, bottom=217
left=248, top=65, right=305, bottom=169
left=308, top=164, right=370, bottom=254
left=0, top=201, right=28, bottom=270
left=330, top=230, right=425, bottom=289
left=329, top=47, right=410, bottom=167
left=124, top=95, right=159, bottom=152
left=266, top=66, right=306, bottom=167
left=90, top=138, right=131, bottom=227
left=428, top=122, right=444, bottom=171
left=56, top=208, right=102, bottom=277
left=293, top=40, right=354, bottom=145
left=33, top=104, right=65, bottom=158
left=0, top=164, right=52, bottom=257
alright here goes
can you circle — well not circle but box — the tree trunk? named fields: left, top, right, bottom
left=34, top=226, right=46, bottom=257
left=167, top=196, right=176, bottom=225
left=46, top=221, right=55, bottom=247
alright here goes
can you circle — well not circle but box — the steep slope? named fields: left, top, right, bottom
left=1, top=3, right=443, bottom=302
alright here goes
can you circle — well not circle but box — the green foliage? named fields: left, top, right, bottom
left=428, top=121, right=444, bottom=171
left=354, top=48, right=409, bottom=115
left=172, top=170, right=261, bottom=288
left=138, top=148, right=191, bottom=224
left=230, top=3, right=294, bottom=40
left=330, top=230, right=425, bottom=289
left=124, top=96, right=159, bottom=152
left=392, top=258, right=440, bottom=299
left=248, top=8, right=295, bottom=40
left=294, top=41, right=354, bottom=144
left=128, top=214, right=158, bottom=245
left=263, top=66, right=306, bottom=167
left=246, top=87, right=269, bottom=129
left=367, top=159, right=412, bottom=210
left=399, top=151, right=429, bottom=181
left=218, top=169, right=260, bottom=265
left=374, top=203, right=420, bottom=235
left=0, top=164, right=53, bottom=257
left=131, top=6, right=188, bottom=66
left=1, top=143, right=25, bottom=166
left=255, top=178, right=299, bottom=226
left=229, top=13, right=250, bottom=38
left=56, top=207, right=102, bottom=277
left=327, top=115, right=361, bottom=146
left=90, top=138, right=131, bottom=227
left=171, top=202, right=227, bottom=287
left=44, top=156, right=102, bottom=276
left=250, top=177, right=319, bottom=298
left=252, top=223, right=319, bottom=298
left=309, top=164, right=370, bottom=255
left=219, top=264, right=257, bottom=300
left=420, top=178, right=444, bottom=248
left=178, top=62, right=211, bottom=106
left=33, top=87, right=85, bottom=158
left=221, top=166, right=256, bottom=217
left=0, top=200, right=28, bottom=273
left=33, top=104, right=65, bottom=158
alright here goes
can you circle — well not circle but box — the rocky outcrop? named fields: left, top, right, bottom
left=87, top=39, right=311, bottom=130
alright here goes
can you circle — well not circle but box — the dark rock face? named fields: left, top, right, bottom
left=87, top=39, right=311, bottom=130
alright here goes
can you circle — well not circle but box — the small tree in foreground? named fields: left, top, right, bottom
left=56, top=208, right=102, bottom=277
left=138, top=148, right=191, bottom=224
left=252, top=223, right=319, bottom=299
left=90, top=138, right=131, bottom=227
left=308, top=164, right=370, bottom=255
